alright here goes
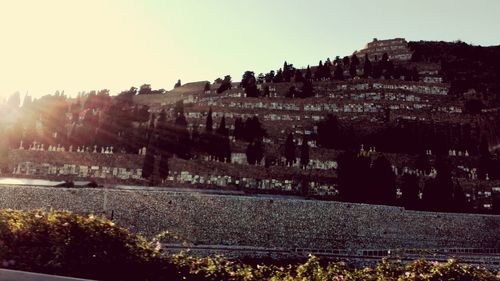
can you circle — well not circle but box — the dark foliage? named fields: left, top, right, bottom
left=284, top=133, right=296, bottom=166
left=409, top=41, right=500, bottom=103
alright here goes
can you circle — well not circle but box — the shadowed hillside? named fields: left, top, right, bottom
left=409, top=41, right=500, bottom=103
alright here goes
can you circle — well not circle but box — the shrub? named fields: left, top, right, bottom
left=0, top=209, right=181, bottom=281
left=0, top=209, right=497, bottom=281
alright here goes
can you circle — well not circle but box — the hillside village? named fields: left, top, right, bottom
left=1, top=38, right=500, bottom=214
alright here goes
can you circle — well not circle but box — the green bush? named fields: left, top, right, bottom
left=0, top=209, right=182, bottom=281
left=0, top=209, right=497, bottom=281
left=172, top=254, right=498, bottom=281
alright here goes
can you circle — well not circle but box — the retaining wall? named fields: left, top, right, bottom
left=0, top=185, right=498, bottom=256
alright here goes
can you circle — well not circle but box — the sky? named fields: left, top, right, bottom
left=0, top=0, right=499, bottom=100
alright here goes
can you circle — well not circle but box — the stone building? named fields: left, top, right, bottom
left=354, top=38, right=413, bottom=61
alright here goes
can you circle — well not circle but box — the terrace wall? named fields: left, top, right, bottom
left=0, top=185, right=498, bottom=255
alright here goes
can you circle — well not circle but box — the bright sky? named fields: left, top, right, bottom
left=0, top=0, right=499, bottom=99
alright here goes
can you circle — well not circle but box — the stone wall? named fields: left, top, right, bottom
left=0, top=185, right=498, bottom=255
left=6, top=150, right=144, bottom=183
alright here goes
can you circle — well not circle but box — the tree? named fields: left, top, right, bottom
left=305, top=65, right=312, bottom=81
left=363, top=54, right=372, bottom=78
left=204, top=82, right=211, bottom=92
left=415, top=152, right=431, bottom=175
left=273, top=69, right=284, bottom=83
left=452, top=182, right=468, bottom=212
left=372, top=64, right=382, bottom=79
left=294, top=69, right=304, bottom=82
left=134, top=105, right=150, bottom=123
left=257, top=73, right=265, bottom=84
left=337, top=151, right=370, bottom=202
left=282, top=61, right=294, bottom=82
left=262, top=85, right=270, bottom=97
left=323, top=59, right=332, bottom=80
left=154, top=109, right=168, bottom=153
left=422, top=157, right=454, bottom=211
left=233, top=118, right=244, bottom=140
left=217, top=75, right=232, bottom=93
left=205, top=108, right=213, bottom=132
left=246, top=141, right=264, bottom=165
left=174, top=100, right=184, bottom=117
left=216, top=115, right=229, bottom=136
left=349, top=54, right=360, bottom=78
left=300, top=80, right=314, bottom=98
left=138, top=84, right=152, bottom=95
left=142, top=149, right=155, bottom=179
left=243, top=117, right=266, bottom=142
left=317, top=114, right=340, bottom=148
left=464, top=99, right=484, bottom=114
left=379, top=52, right=394, bottom=79
left=174, top=79, right=181, bottom=88
left=401, top=174, right=420, bottom=210
left=158, top=153, right=169, bottom=181
left=300, top=136, right=310, bottom=169
left=333, top=64, right=344, bottom=80
left=246, top=142, right=255, bottom=165
left=0, top=129, right=9, bottom=173
left=191, top=122, right=200, bottom=144
left=370, top=156, right=396, bottom=205
left=376, top=51, right=385, bottom=62
left=284, top=133, right=296, bottom=166
left=342, top=56, right=350, bottom=68
left=253, top=140, right=265, bottom=165
left=175, top=112, right=188, bottom=128
left=286, top=86, right=298, bottom=98
left=146, top=113, right=156, bottom=143
left=115, top=88, right=136, bottom=106
left=478, top=137, right=491, bottom=179
left=241, top=71, right=255, bottom=88
left=264, top=70, right=275, bottom=83
left=314, top=60, right=324, bottom=80
left=219, top=135, right=232, bottom=162
left=240, top=71, right=260, bottom=97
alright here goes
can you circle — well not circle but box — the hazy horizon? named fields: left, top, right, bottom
left=1, top=0, right=499, bottom=99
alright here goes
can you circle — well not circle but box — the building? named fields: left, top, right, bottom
left=354, top=38, right=413, bottom=62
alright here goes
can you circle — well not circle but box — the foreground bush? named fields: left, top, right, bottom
left=0, top=209, right=497, bottom=280
left=0, top=209, right=181, bottom=280
left=172, top=254, right=498, bottom=281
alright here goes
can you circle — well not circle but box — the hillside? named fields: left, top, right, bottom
left=3, top=38, right=500, bottom=214
left=408, top=41, right=500, bottom=102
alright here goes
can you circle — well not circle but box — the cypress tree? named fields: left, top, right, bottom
left=333, top=64, right=344, bottom=80
left=305, top=65, right=312, bottom=81
left=233, top=118, right=244, bottom=140
left=216, top=115, right=228, bottom=136
left=370, top=156, right=396, bottom=205
left=284, top=133, right=296, bottom=166
left=349, top=54, right=360, bottom=78
left=363, top=54, right=372, bottom=78
left=158, top=153, right=169, bottom=181
left=142, top=149, right=155, bottom=179
left=206, top=108, right=213, bottom=132
left=273, top=69, right=284, bottom=83
left=300, top=136, right=310, bottom=169
left=401, top=174, right=420, bottom=210
left=314, top=60, right=324, bottom=80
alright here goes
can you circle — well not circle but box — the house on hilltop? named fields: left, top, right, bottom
left=354, top=38, right=413, bottom=62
